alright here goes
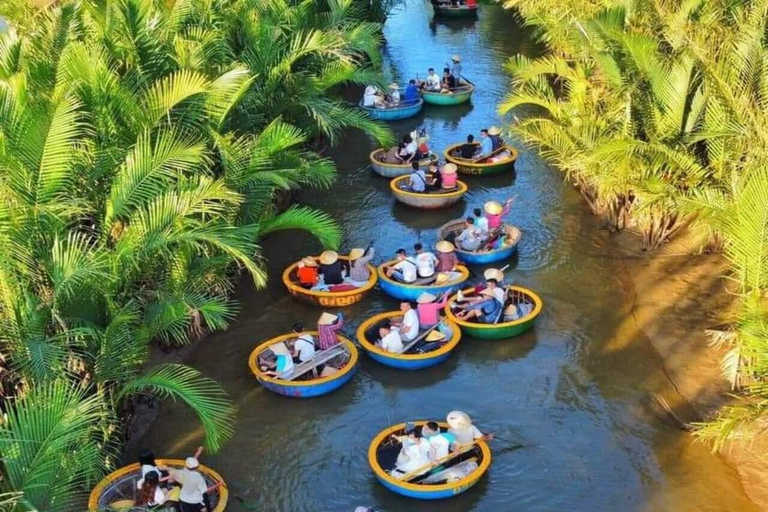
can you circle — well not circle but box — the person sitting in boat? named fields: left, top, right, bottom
left=484, top=198, right=514, bottom=230
left=423, top=67, right=441, bottom=91
left=390, top=422, right=431, bottom=479
left=403, top=79, right=420, bottom=105
left=260, top=350, right=295, bottom=377
left=403, top=161, right=427, bottom=192
left=460, top=134, right=477, bottom=159
left=290, top=323, right=316, bottom=364
left=385, top=249, right=418, bottom=283
left=435, top=241, right=461, bottom=273
left=425, top=162, right=442, bottom=191
left=139, top=450, right=164, bottom=480
left=446, top=411, right=494, bottom=444
left=363, top=85, right=378, bottom=107
left=488, top=126, right=504, bottom=150
left=378, top=323, right=404, bottom=352
left=160, top=447, right=224, bottom=512
left=416, top=292, right=449, bottom=328
left=421, top=422, right=459, bottom=460
left=386, top=83, right=401, bottom=106
left=446, top=55, right=462, bottom=83
left=478, top=128, right=494, bottom=157
left=392, top=301, right=420, bottom=343
left=453, top=286, right=503, bottom=324
left=318, top=250, right=347, bottom=286
left=473, top=208, right=490, bottom=234
left=297, top=257, right=319, bottom=288
left=441, top=68, right=456, bottom=92
left=414, top=243, right=438, bottom=279
left=503, top=301, right=534, bottom=322
left=136, top=470, right=169, bottom=509
left=417, top=133, right=430, bottom=159
left=455, top=217, right=487, bottom=251
left=317, top=312, right=344, bottom=350
left=398, top=134, right=418, bottom=163
left=346, top=243, right=375, bottom=285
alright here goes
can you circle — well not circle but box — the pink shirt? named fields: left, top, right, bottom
left=417, top=295, right=449, bottom=328
left=485, top=203, right=510, bottom=229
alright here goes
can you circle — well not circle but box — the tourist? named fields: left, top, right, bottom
left=291, top=323, right=315, bottom=363
left=413, top=242, right=438, bottom=278
left=162, top=448, right=224, bottom=512
left=421, top=422, right=458, bottom=460
left=385, top=249, right=418, bottom=283
left=139, top=450, right=162, bottom=479
left=403, top=79, right=420, bottom=104
left=378, top=324, right=404, bottom=353
left=387, top=83, right=401, bottom=105
left=396, top=301, right=420, bottom=343
left=453, top=288, right=502, bottom=323
left=296, top=257, right=319, bottom=288
left=441, top=67, right=456, bottom=90
left=503, top=300, right=535, bottom=322
left=363, top=85, right=379, bottom=107
left=473, top=208, right=489, bottom=234
left=260, top=350, right=294, bottom=377
left=425, top=162, right=442, bottom=191
left=398, top=134, right=418, bottom=163
left=416, top=292, right=449, bottom=328
left=317, top=312, right=344, bottom=350
left=318, top=250, right=346, bottom=285
left=390, top=422, right=431, bottom=479
left=478, top=128, right=493, bottom=157
left=460, top=134, right=476, bottom=158
left=435, top=241, right=460, bottom=272
left=484, top=198, right=514, bottom=229
left=488, top=126, right=503, bottom=150
left=347, top=244, right=375, bottom=284
left=404, top=161, right=427, bottom=192
left=441, top=163, right=458, bottom=189
left=446, top=55, right=462, bottom=83
left=425, top=68, right=441, bottom=91
left=136, top=471, right=168, bottom=508
left=455, top=217, right=486, bottom=251
left=447, top=411, right=493, bottom=444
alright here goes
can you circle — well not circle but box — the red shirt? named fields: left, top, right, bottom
left=437, top=252, right=459, bottom=272
left=297, top=267, right=318, bottom=286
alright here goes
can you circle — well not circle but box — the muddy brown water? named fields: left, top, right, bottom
left=133, top=2, right=758, bottom=511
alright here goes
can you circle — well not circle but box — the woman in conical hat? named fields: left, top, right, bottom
left=415, top=290, right=450, bottom=329
left=483, top=267, right=504, bottom=283
left=319, top=250, right=345, bottom=286
left=446, top=411, right=493, bottom=444
left=347, top=243, right=375, bottom=285
left=440, top=163, right=458, bottom=189
left=483, top=198, right=514, bottom=230
left=435, top=240, right=459, bottom=273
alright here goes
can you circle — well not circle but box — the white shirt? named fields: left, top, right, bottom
left=449, top=424, right=483, bottom=445
left=426, top=73, right=440, bottom=89
left=294, top=335, right=315, bottom=362
left=400, top=309, right=420, bottom=342
left=405, top=140, right=418, bottom=155
left=137, top=481, right=167, bottom=506
left=427, top=434, right=453, bottom=459
left=380, top=330, right=404, bottom=352
left=363, top=93, right=377, bottom=107
left=393, top=259, right=418, bottom=283
left=170, top=468, right=207, bottom=505
left=415, top=251, right=438, bottom=278
left=475, top=216, right=489, bottom=233
left=140, top=464, right=159, bottom=478
left=396, top=437, right=431, bottom=474
left=390, top=90, right=401, bottom=103
left=490, top=287, right=505, bottom=305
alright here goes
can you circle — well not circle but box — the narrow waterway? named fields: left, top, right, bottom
left=135, top=2, right=758, bottom=511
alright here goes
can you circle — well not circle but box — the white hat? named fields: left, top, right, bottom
left=483, top=268, right=504, bottom=282
left=417, top=292, right=437, bottom=304
left=185, top=457, right=200, bottom=469
left=441, top=163, right=457, bottom=175
left=318, top=312, right=338, bottom=325
left=349, top=248, right=365, bottom=260
left=446, top=410, right=471, bottom=430
left=484, top=201, right=503, bottom=215
left=488, top=126, right=502, bottom=136
left=389, top=83, right=400, bottom=90
left=319, top=250, right=338, bottom=265
left=436, top=240, right=455, bottom=253
left=451, top=54, right=461, bottom=62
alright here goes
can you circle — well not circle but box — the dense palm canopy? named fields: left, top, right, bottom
left=502, top=0, right=768, bottom=448
left=0, top=0, right=387, bottom=509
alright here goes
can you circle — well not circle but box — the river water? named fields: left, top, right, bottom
left=135, top=2, right=758, bottom=511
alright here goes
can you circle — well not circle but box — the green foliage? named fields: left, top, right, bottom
left=0, top=0, right=387, bottom=509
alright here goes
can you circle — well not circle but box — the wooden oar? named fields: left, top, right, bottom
left=401, top=440, right=479, bottom=482
left=398, top=321, right=444, bottom=354
left=460, top=74, right=474, bottom=86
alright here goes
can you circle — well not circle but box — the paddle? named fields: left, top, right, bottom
left=401, top=440, right=480, bottom=482
left=460, top=74, right=474, bottom=86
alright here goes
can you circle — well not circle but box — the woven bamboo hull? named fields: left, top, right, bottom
left=360, top=99, right=423, bottom=120
left=368, top=422, right=491, bottom=499
left=390, top=176, right=467, bottom=209
left=282, top=256, right=377, bottom=307
left=443, top=143, right=518, bottom=175
left=445, top=286, right=543, bottom=340
left=422, top=86, right=474, bottom=105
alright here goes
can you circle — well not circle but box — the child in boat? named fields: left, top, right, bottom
left=389, top=423, right=431, bottom=479
left=260, top=351, right=295, bottom=377
left=296, top=257, right=319, bottom=288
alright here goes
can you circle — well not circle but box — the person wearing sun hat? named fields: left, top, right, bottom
left=484, top=198, right=514, bottom=230
left=440, top=162, right=458, bottom=189
left=162, top=447, right=224, bottom=512
left=446, top=411, right=494, bottom=445
left=387, top=83, right=401, bottom=106
left=416, top=292, right=447, bottom=328
left=316, top=311, right=344, bottom=350
left=296, top=256, right=319, bottom=288
left=435, top=240, right=460, bottom=273
left=487, top=125, right=503, bottom=150
left=347, top=242, right=375, bottom=285
left=318, top=250, right=347, bottom=286
left=446, top=54, right=462, bottom=83
left=453, top=285, right=502, bottom=324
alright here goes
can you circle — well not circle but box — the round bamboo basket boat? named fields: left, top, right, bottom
left=359, top=99, right=424, bottom=121
left=282, top=255, right=377, bottom=307
left=445, top=287, right=543, bottom=339
left=377, top=261, right=470, bottom=301
left=437, top=218, right=521, bottom=264
left=433, top=3, right=479, bottom=18
left=390, top=175, right=468, bottom=209
left=443, top=142, right=517, bottom=175
left=421, top=84, right=474, bottom=105
left=369, top=149, right=437, bottom=178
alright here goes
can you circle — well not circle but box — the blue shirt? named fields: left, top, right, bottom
left=404, top=84, right=420, bottom=103
left=275, top=354, right=293, bottom=373
left=480, top=136, right=493, bottom=155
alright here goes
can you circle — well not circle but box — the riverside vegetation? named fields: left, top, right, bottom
left=0, top=0, right=389, bottom=509
left=501, top=0, right=768, bottom=453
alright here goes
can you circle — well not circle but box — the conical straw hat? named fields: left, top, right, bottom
left=318, top=312, right=338, bottom=325
left=349, top=248, right=365, bottom=260
left=425, top=330, right=446, bottom=342
left=417, top=292, right=437, bottom=304
left=447, top=410, right=471, bottom=429
left=441, top=163, right=457, bottom=175
left=483, top=268, right=504, bottom=281
left=484, top=201, right=503, bottom=215
left=319, top=250, right=338, bottom=265
left=301, top=257, right=318, bottom=267
left=436, top=240, right=455, bottom=253
left=389, top=83, right=400, bottom=89
left=488, top=126, right=502, bottom=136
left=451, top=54, right=461, bottom=62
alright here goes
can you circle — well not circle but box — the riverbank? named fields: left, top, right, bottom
left=612, top=228, right=768, bottom=509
